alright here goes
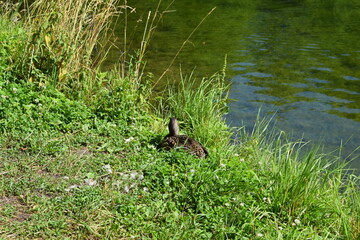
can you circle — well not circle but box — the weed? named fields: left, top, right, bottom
left=159, top=69, right=232, bottom=151
left=13, top=0, right=119, bottom=96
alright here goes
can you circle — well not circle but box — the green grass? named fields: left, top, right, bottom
left=1, top=0, right=360, bottom=239
left=1, top=99, right=359, bottom=238
left=158, top=69, right=231, bottom=151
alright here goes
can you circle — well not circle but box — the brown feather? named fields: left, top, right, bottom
left=158, top=118, right=208, bottom=158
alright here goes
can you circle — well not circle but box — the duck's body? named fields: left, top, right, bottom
left=158, top=118, right=208, bottom=158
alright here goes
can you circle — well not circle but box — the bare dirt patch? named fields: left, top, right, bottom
left=0, top=196, right=31, bottom=224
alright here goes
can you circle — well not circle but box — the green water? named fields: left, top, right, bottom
left=109, top=0, right=360, bottom=168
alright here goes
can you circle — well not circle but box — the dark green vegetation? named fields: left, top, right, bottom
left=1, top=0, right=360, bottom=239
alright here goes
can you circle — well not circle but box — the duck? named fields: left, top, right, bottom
left=158, top=117, right=208, bottom=158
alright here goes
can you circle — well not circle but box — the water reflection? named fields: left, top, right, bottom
left=227, top=1, right=360, bottom=167
left=109, top=0, right=360, bottom=168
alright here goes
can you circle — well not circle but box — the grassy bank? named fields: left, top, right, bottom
left=1, top=1, right=360, bottom=239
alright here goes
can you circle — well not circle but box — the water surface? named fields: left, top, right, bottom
left=226, top=1, right=360, bottom=168
left=110, top=0, right=360, bottom=168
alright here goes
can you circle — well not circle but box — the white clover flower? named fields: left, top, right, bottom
left=240, top=158, right=245, bottom=162
left=63, top=176, right=69, bottom=180
left=291, top=223, right=296, bottom=226
left=38, top=103, right=42, bottom=107
left=130, top=172, right=138, bottom=179
left=124, top=186, right=130, bottom=193
left=113, top=180, right=122, bottom=187
left=138, top=174, right=144, bottom=180
left=225, top=203, right=230, bottom=207
left=143, top=187, right=149, bottom=192
left=85, top=179, right=97, bottom=186
left=278, top=226, right=283, bottom=230
left=263, top=197, right=267, bottom=202
left=240, top=203, right=245, bottom=207
left=232, top=198, right=236, bottom=201
left=125, top=137, right=134, bottom=143
left=294, top=219, right=301, bottom=225
left=12, top=87, right=17, bottom=93
left=189, top=169, right=196, bottom=173
left=103, top=164, right=113, bottom=174
left=234, top=153, right=239, bottom=157
left=220, top=163, right=226, bottom=167
left=256, top=233, right=264, bottom=237
left=65, top=184, right=78, bottom=192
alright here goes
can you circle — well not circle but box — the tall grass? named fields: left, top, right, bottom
left=0, top=2, right=26, bottom=76
left=159, top=66, right=231, bottom=150
left=17, top=0, right=119, bottom=94
left=0, top=1, right=20, bottom=18
left=238, top=118, right=360, bottom=239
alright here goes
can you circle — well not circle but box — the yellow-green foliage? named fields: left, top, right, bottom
left=18, top=0, right=118, bottom=89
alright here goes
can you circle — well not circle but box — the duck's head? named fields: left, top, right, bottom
left=168, top=117, right=179, bottom=136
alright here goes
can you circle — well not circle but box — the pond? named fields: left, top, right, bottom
left=108, top=0, right=360, bottom=168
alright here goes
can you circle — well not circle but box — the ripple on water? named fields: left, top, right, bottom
left=232, top=67, right=247, bottom=71
left=343, top=76, right=360, bottom=81
left=297, top=91, right=352, bottom=104
left=298, top=48, right=312, bottom=52
left=303, top=45, right=319, bottom=49
left=236, top=50, right=249, bottom=56
left=242, top=72, right=273, bottom=78
left=309, top=67, right=333, bottom=72
left=232, top=75, right=251, bottom=84
left=233, top=62, right=256, bottom=67
left=332, top=106, right=360, bottom=114
left=283, top=82, right=307, bottom=89
left=333, top=88, right=359, bottom=95
left=306, top=78, right=330, bottom=84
